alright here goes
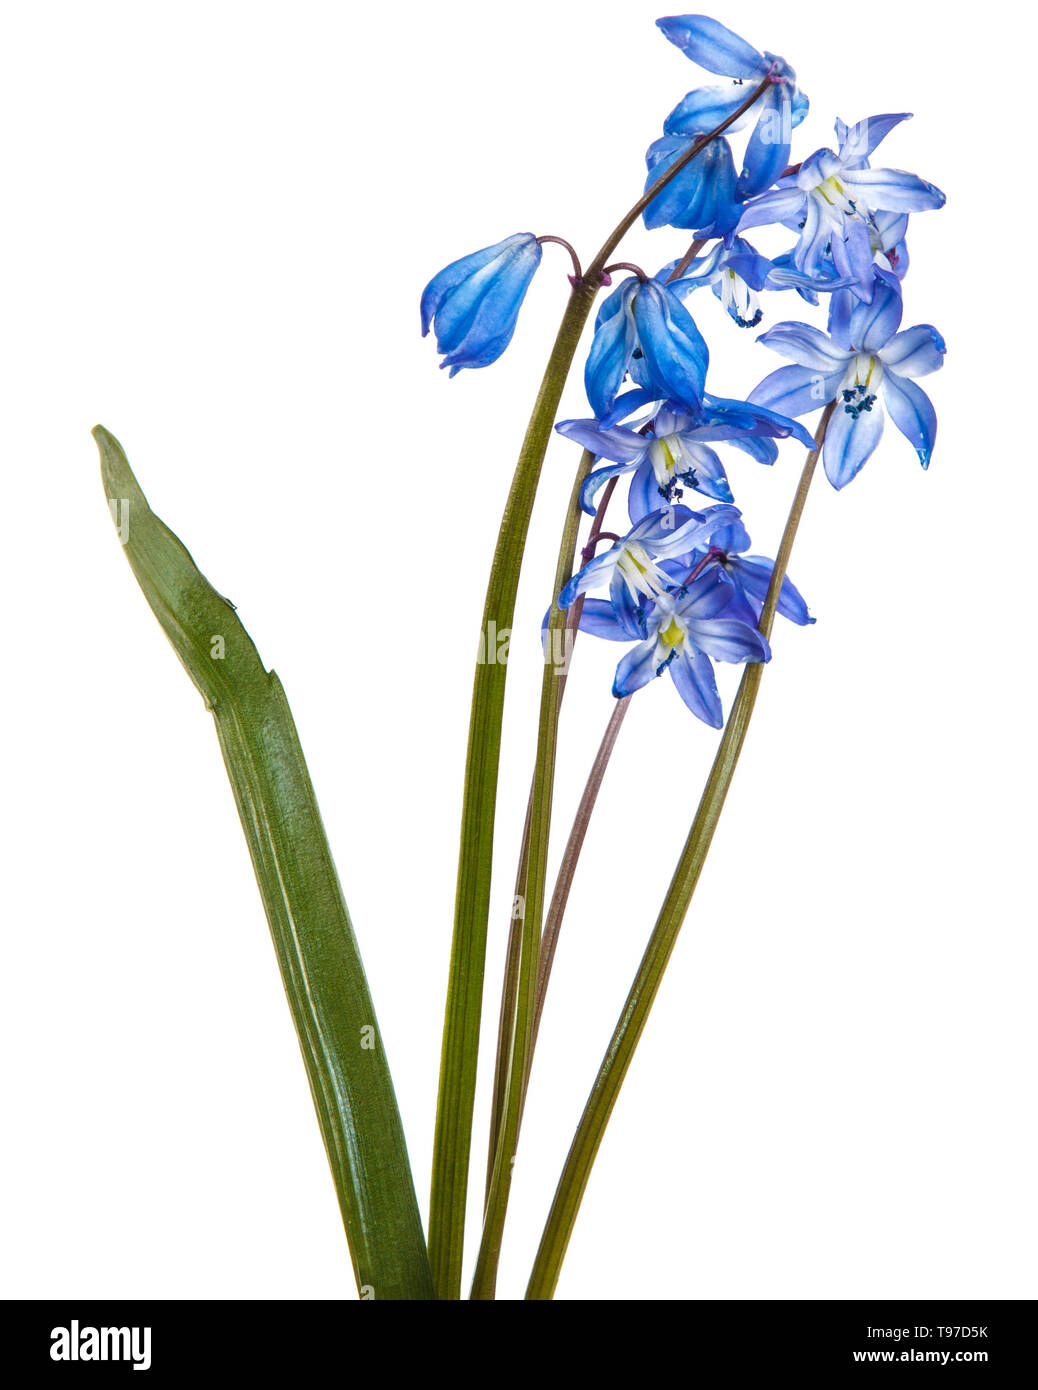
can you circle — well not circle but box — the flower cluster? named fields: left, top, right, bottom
left=420, top=13, right=945, bottom=727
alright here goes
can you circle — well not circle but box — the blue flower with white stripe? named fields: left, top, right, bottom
left=738, top=114, right=944, bottom=301
left=748, top=269, right=946, bottom=489
left=556, top=395, right=814, bottom=515
left=563, top=548, right=770, bottom=726
left=421, top=233, right=543, bottom=375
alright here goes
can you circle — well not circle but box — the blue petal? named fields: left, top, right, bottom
left=661, top=241, right=726, bottom=292
left=835, top=113, right=912, bottom=165
left=627, top=503, right=702, bottom=545
left=840, top=166, right=946, bottom=213
left=558, top=550, right=615, bottom=608
left=556, top=417, right=650, bottom=464
left=730, top=555, right=814, bottom=625
left=580, top=461, right=638, bottom=516
left=628, top=460, right=666, bottom=524
left=600, top=387, right=662, bottom=426
left=738, top=87, right=792, bottom=199
left=669, top=647, right=723, bottom=726
left=584, top=279, right=639, bottom=418
left=686, top=616, right=771, bottom=663
left=878, top=324, right=946, bottom=379
left=698, top=394, right=814, bottom=446
left=663, top=84, right=751, bottom=136
left=789, top=85, right=809, bottom=130
left=848, top=270, right=903, bottom=350
left=727, top=433, right=778, bottom=464
left=657, top=503, right=742, bottom=557
left=827, top=288, right=854, bottom=350
left=766, top=254, right=854, bottom=297
left=708, top=518, right=753, bottom=554
left=594, top=276, right=631, bottom=332
left=677, top=566, right=736, bottom=620
left=756, top=321, right=852, bottom=371
left=656, top=15, right=766, bottom=79
left=631, top=282, right=709, bottom=411
left=872, top=210, right=910, bottom=253
left=722, top=250, right=773, bottom=293
left=830, top=218, right=877, bottom=303
left=736, top=186, right=805, bottom=233
left=823, top=399, right=885, bottom=488
left=577, top=598, right=644, bottom=641
left=613, top=637, right=663, bottom=698
left=749, top=364, right=842, bottom=417
left=881, top=370, right=937, bottom=467
left=613, top=576, right=654, bottom=637
left=678, top=442, right=734, bottom=501
left=794, top=197, right=832, bottom=279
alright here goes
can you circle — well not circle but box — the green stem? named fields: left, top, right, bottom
left=475, top=473, right=620, bottom=1288
left=525, top=403, right=835, bottom=1300
left=470, top=605, right=562, bottom=1298
left=485, top=450, right=593, bottom=1203
left=429, top=281, right=599, bottom=1298
left=431, top=75, right=774, bottom=1300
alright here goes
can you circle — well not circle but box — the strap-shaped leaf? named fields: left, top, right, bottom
left=96, top=425, right=433, bottom=1300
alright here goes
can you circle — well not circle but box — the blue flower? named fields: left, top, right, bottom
left=666, top=238, right=772, bottom=326
left=657, top=14, right=808, bottom=197
left=584, top=276, right=710, bottom=418
left=420, top=232, right=543, bottom=375
left=569, top=558, right=770, bottom=727
left=737, top=114, right=944, bottom=301
left=558, top=503, right=741, bottom=611
left=556, top=395, right=814, bottom=515
left=748, top=269, right=946, bottom=489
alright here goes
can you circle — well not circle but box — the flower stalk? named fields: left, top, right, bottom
left=525, top=402, right=835, bottom=1299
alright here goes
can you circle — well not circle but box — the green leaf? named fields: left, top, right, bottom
left=96, top=425, right=433, bottom=1301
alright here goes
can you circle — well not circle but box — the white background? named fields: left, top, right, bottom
left=1, top=0, right=1033, bottom=1302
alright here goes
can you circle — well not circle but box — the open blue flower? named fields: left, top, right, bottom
left=748, top=269, right=946, bottom=488
left=737, top=114, right=944, bottom=301
left=584, top=276, right=710, bottom=418
left=657, top=14, right=808, bottom=197
left=420, top=233, right=543, bottom=375
left=556, top=395, right=814, bottom=515
left=571, top=562, right=770, bottom=727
